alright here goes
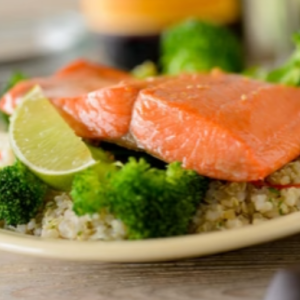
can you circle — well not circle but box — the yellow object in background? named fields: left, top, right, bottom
left=81, top=0, right=240, bottom=35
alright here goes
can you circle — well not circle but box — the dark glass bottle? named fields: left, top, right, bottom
left=95, top=34, right=160, bottom=70
left=81, top=0, right=242, bottom=70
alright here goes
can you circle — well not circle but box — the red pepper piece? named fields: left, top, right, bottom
left=251, top=180, right=300, bottom=190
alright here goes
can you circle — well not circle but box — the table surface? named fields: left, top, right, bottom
left=1, top=2, right=299, bottom=300
left=1, top=233, right=300, bottom=300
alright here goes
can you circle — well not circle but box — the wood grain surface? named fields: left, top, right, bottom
left=1, top=234, right=300, bottom=300
left=0, top=2, right=299, bottom=300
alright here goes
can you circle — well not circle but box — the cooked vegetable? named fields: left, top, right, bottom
left=72, top=158, right=209, bottom=239
left=71, top=160, right=117, bottom=216
left=161, top=19, right=243, bottom=75
left=131, top=60, right=158, bottom=78
left=242, top=66, right=269, bottom=80
left=0, top=161, right=48, bottom=225
left=266, top=33, right=300, bottom=86
left=252, top=180, right=300, bottom=190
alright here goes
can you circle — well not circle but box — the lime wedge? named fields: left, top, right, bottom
left=9, top=86, right=96, bottom=190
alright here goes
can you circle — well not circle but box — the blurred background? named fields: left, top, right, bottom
left=1, top=0, right=300, bottom=78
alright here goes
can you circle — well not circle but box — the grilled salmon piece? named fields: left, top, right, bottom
left=0, top=59, right=134, bottom=138
left=4, top=60, right=300, bottom=182
left=55, top=58, right=129, bottom=80
left=0, top=59, right=167, bottom=140
left=131, top=71, right=300, bottom=181
left=0, top=59, right=129, bottom=115
left=52, top=76, right=169, bottom=140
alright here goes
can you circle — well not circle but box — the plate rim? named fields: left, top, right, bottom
left=0, top=211, right=300, bottom=262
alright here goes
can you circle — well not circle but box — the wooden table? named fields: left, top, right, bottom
left=1, top=234, right=300, bottom=300
left=1, top=3, right=299, bottom=300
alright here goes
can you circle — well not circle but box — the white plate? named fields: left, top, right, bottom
left=0, top=212, right=299, bottom=262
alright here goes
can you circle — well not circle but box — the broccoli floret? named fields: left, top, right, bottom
left=131, top=61, right=158, bottom=79
left=0, top=161, right=48, bottom=225
left=161, top=19, right=243, bottom=75
left=242, top=66, right=269, bottom=80
left=266, top=33, right=300, bottom=86
left=71, top=161, right=117, bottom=216
left=245, top=32, right=300, bottom=85
left=71, top=158, right=209, bottom=240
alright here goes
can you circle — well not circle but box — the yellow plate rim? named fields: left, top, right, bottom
left=0, top=211, right=299, bottom=262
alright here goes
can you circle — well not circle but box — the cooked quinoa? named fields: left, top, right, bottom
left=192, top=157, right=300, bottom=233
left=5, top=193, right=127, bottom=241
left=0, top=132, right=15, bottom=168
left=3, top=156, right=300, bottom=240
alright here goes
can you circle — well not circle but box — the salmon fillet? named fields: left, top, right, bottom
left=0, top=59, right=168, bottom=141
left=52, top=76, right=169, bottom=142
left=0, top=59, right=139, bottom=138
left=3, top=61, right=300, bottom=181
left=0, top=59, right=130, bottom=116
left=55, top=59, right=129, bottom=80
left=131, top=71, right=300, bottom=181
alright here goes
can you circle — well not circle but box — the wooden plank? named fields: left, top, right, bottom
left=1, top=234, right=300, bottom=300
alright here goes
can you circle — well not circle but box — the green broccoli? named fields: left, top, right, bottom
left=71, top=158, right=209, bottom=240
left=242, top=66, right=269, bottom=81
left=131, top=60, right=158, bottom=79
left=0, top=161, right=48, bottom=225
left=161, top=19, right=244, bottom=75
left=265, top=33, right=300, bottom=86
left=71, top=161, right=117, bottom=216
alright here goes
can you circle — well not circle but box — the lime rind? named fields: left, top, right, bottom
left=9, top=86, right=96, bottom=190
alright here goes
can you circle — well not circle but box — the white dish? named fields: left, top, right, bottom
left=0, top=212, right=299, bottom=262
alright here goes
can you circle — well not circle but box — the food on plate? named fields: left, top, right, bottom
left=160, top=19, right=243, bottom=75
left=266, top=33, right=300, bottom=86
left=71, top=158, right=208, bottom=239
left=0, top=161, right=48, bottom=226
left=131, top=71, right=300, bottom=181
left=49, top=76, right=169, bottom=142
left=2, top=62, right=300, bottom=240
left=0, top=132, right=14, bottom=167
left=1, top=21, right=300, bottom=242
left=0, top=59, right=129, bottom=116
left=8, top=88, right=97, bottom=190
left=0, top=72, right=26, bottom=128
left=10, top=193, right=128, bottom=240
left=131, top=61, right=158, bottom=79
left=193, top=158, right=300, bottom=232
left=0, top=61, right=123, bottom=119
left=245, top=33, right=300, bottom=86
left=1, top=59, right=167, bottom=141
left=3, top=66, right=300, bottom=182
left=0, top=85, right=208, bottom=239
left=5, top=158, right=300, bottom=240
